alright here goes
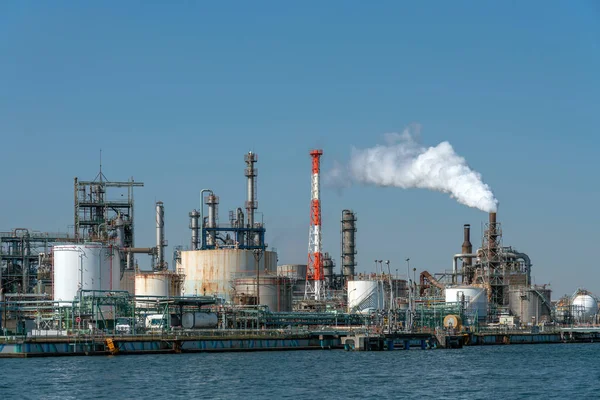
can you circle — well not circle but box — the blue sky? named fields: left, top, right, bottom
left=1, top=1, right=598, bottom=298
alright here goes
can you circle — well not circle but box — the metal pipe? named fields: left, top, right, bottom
left=505, top=251, right=532, bottom=286
left=452, top=253, right=478, bottom=282
left=126, top=248, right=154, bottom=254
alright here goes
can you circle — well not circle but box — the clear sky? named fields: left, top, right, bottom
left=1, top=1, right=598, bottom=299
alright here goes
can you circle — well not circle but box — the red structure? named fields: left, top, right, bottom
left=304, top=149, right=324, bottom=300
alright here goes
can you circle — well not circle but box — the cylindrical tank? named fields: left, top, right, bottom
left=276, top=265, right=307, bottom=299
left=572, top=294, right=597, bottom=321
left=233, top=276, right=293, bottom=312
left=180, top=249, right=278, bottom=300
left=182, top=312, right=218, bottom=329
left=445, top=286, right=488, bottom=320
left=277, top=264, right=307, bottom=280
left=135, top=271, right=178, bottom=308
left=348, top=280, right=384, bottom=314
left=53, top=244, right=120, bottom=305
left=509, top=288, right=552, bottom=324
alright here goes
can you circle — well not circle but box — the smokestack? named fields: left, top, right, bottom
left=462, top=224, right=472, bottom=258
left=156, top=201, right=165, bottom=270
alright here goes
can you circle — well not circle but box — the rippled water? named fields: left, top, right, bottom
left=2, top=344, right=599, bottom=399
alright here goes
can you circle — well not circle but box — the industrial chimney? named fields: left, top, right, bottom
left=462, top=224, right=473, bottom=283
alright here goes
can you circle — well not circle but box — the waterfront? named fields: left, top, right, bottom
left=1, top=343, right=599, bottom=399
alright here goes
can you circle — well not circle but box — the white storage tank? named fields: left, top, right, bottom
left=347, top=280, right=384, bottom=314
left=53, top=243, right=121, bottom=305
left=182, top=312, right=218, bottom=329
left=445, top=286, right=488, bottom=320
left=179, top=249, right=278, bottom=300
left=572, top=294, right=598, bottom=321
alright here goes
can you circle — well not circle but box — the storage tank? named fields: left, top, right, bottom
left=180, top=249, right=278, bottom=300
left=509, top=287, right=552, bottom=324
left=135, top=271, right=179, bottom=308
left=445, top=286, right=487, bottom=320
left=572, top=294, right=597, bottom=321
left=53, top=244, right=120, bottom=305
left=233, top=276, right=293, bottom=312
left=277, top=264, right=307, bottom=280
left=182, top=312, right=218, bottom=329
left=277, top=264, right=307, bottom=299
left=348, top=280, right=384, bottom=314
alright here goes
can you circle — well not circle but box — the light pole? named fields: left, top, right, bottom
left=405, top=258, right=411, bottom=332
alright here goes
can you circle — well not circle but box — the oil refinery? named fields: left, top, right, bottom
left=1, top=150, right=599, bottom=357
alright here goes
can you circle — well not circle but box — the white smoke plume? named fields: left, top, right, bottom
left=328, top=125, right=498, bottom=212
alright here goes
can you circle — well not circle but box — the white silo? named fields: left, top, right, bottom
left=53, top=243, right=121, bottom=305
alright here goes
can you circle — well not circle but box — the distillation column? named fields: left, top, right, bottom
left=205, top=194, right=219, bottom=247
left=244, top=152, right=258, bottom=246
left=155, top=201, right=165, bottom=270
left=189, top=210, right=200, bottom=250
left=341, top=210, right=357, bottom=282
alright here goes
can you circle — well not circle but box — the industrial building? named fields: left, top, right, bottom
left=1, top=149, right=600, bottom=355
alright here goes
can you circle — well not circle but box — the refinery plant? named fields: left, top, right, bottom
left=1, top=150, right=600, bottom=356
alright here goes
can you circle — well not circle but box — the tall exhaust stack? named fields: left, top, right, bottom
left=244, top=152, right=258, bottom=246
left=156, top=201, right=165, bottom=270
left=462, top=224, right=473, bottom=283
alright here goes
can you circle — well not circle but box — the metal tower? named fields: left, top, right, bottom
left=305, top=149, right=324, bottom=300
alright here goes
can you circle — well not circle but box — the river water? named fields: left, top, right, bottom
left=1, top=343, right=599, bottom=399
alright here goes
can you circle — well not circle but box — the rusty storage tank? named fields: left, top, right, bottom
left=509, top=287, right=552, bottom=324
left=277, top=264, right=307, bottom=299
left=135, top=271, right=180, bottom=308
left=233, top=276, right=293, bottom=312
left=180, top=249, right=278, bottom=300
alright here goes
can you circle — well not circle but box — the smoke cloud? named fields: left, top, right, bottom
left=327, top=125, right=498, bottom=212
